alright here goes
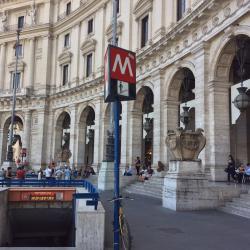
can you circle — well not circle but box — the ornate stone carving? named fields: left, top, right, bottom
left=166, top=127, right=206, bottom=161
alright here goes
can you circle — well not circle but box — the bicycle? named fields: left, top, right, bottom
left=109, top=196, right=133, bottom=250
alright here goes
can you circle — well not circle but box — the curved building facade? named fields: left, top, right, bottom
left=0, top=0, right=250, bottom=181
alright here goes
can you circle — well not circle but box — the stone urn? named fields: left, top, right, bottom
left=166, top=127, right=206, bottom=161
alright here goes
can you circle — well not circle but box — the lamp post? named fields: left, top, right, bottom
left=7, top=28, right=21, bottom=162
left=233, top=37, right=250, bottom=111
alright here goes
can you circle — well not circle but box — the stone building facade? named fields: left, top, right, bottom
left=0, top=0, right=250, bottom=181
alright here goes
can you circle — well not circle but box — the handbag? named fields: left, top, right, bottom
left=224, top=167, right=228, bottom=173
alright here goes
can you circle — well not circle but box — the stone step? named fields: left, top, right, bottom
left=126, top=184, right=163, bottom=193
left=125, top=186, right=162, bottom=195
left=125, top=189, right=162, bottom=199
left=224, top=203, right=250, bottom=213
left=219, top=206, right=250, bottom=219
left=232, top=197, right=250, bottom=206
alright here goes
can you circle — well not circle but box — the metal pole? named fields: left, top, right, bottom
left=112, top=1, right=119, bottom=250
left=7, top=29, right=20, bottom=161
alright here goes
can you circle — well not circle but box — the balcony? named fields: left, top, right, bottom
left=0, top=88, right=32, bottom=98
left=0, top=23, right=39, bottom=33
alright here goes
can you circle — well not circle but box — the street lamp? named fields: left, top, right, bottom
left=180, top=70, right=191, bottom=130
left=232, top=37, right=250, bottom=111
left=6, top=28, right=21, bottom=162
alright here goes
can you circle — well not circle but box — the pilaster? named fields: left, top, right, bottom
left=0, top=43, right=6, bottom=89
left=120, top=102, right=129, bottom=166
left=207, top=80, right=231, bottom=181
left=69, top=104, right=78, bottom=167
left=93, top=99, right=102, bottom=168
left=23, top=110, right=32, bottom=160
left=28, top=38, right=35, bottom=88
left=192, top=43, right=210, bottom=166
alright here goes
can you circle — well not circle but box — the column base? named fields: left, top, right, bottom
left=210, top=165, right=228, bottom=182
left=162, top=160, right=220, bottom=211
left=98, top=161, right=120, bottom=191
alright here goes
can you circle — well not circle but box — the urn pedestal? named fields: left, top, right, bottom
left=162, top=160, right=219, bottom=211
left=163, top=128, right=219, bottom=211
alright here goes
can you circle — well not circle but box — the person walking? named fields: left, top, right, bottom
left=64, top=167, right=71, bottom=180
left=226, top=155, right=236, bottom=183
left=135, top=156, right=141, bottom=175
left=0, top=168, right=5, bottom=180
left=45, top=165, right=52, bottom=180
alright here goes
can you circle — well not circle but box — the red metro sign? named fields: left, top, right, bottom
left=104, top=45, right=136, bottom=102
left=110, top=46, right=136, bottom=84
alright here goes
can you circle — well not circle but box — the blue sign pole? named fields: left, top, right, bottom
left=113, top=99, right=120, bottom=250
left=112, top=1, right=119, bottom=249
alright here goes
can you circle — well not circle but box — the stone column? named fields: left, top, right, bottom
left=152, top=73, right=163, bottom=167
left=28, top=38, right=35, bottom=88
left=92, top=99, right=102, bottom=172
left=166, top=0, right=176, bottom=29
left=0, top=128, right=4, bottom=164
left=192, top=44, right=209, bottom=168
left=23, top=110, right=32, bottom=160
left=129, top=110, right=142, bottom=165
left=120, top=102, right=129, bottom=169
left=32, top=109, right=47, bottom=170
left=71, top=23, right=80, bottom=85
left=0, top=43, right=6, bottom=89
left=208, top=81, right=230, bottom=181
left=161, top=98, right=179, bottom=167
left=69, top=105, right=77, bottom=168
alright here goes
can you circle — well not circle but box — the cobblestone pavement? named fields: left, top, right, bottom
left=100, top=191, right=250, bottom=250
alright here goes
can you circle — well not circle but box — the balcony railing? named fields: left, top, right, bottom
left=1, top=23, right=36, bottom=33
left=0, top=87, right=32, bottom=97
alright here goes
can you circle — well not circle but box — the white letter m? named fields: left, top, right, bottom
left=112, top=54, right=133, bottom=77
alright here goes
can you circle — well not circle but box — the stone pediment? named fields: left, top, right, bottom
left=106, top=21, right=123, bottom=40
left=80, top=38, right=96, bottom=55
left=133, top=0, right=153, bottom=19
left=58, top=51, right=72, bottom=65
left=8, top=60, right=25, bottom=72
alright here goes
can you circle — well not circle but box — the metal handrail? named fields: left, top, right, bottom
left=0, top=178, right=98, bottom=194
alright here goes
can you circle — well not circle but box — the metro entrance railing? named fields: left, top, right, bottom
left=0, top=179, right=99, bottom=210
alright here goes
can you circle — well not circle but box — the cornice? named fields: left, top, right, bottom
left=136, top=0, right=250, bottom=80
left=53, top=0, right=108, bottom=34
left=133, top=0, right=153, bottom=19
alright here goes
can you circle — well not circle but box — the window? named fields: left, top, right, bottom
left=11, top=72, right=21, bottom=89
left=86, top=53, right=92, bottom=77
left=62, top=64, right=69, bottom=85
left=15, top=44, right=22, bottom=57
left=64, top=34, right=70, bottom=48
left=141, top=15, right=148, bottom=48
left=18, top=16, right=24, bottom=29
left=88, top=19, right=93, bottom=34
left=66, top=2, right=71, bottom=15
left=177, top=0, right=186, bottom=21
left=117, top=0, right=120, bottom=14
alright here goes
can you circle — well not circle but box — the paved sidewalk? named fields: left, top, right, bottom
left=100, top=191, right=250, bottom=250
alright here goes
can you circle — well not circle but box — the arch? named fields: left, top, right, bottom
left=210, top=25, right=250, bottom=82
left=54, top=108, right=71, bottom=125
left=77, top=102, right=96, bottom=124
left=56, top=111, right=71, bottom=128
left=79, top=106, right=95, bottom=125
left=165, top=64, right=195, bottom=102
left=165, top=61, right=195, bottom=100
left=134, top=85, right=154, bottom=111
left=1, top=113, right=24, bottom=129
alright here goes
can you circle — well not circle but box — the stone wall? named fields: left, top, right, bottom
left=75, top=188, right=105, bottom=250
left=0, top=188, right=10, bottom=246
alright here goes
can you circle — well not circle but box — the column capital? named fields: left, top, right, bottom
left=28, top=37, right=36, bottom=42
left=0, top=42, right=7, bottom=47
left=208, top=80, right=231, bottom=93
